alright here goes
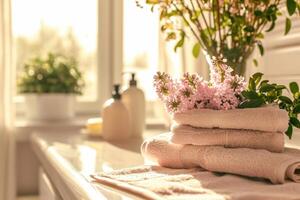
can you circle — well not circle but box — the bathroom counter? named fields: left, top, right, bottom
left=30, top=130, right=164, bottom=200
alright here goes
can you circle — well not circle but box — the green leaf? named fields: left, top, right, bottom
left=192, top=43, right=201, bottom=58
left=259, top=80, right=269, bottom=88
left=257, top=33, right=264, bottom=39
left=200, top=29, right=211, bottom=46
left=287, top=0, right=297, bottom=15
left=174, top=32, right=185, bottom=52
left=238, top=98, right=264, bottom=108
left=244, top=25, right=255, bottom=32
left=174, top=39, right=184, bottom=52
left=259, top=84, right=276, bottom=93
left=248, top=78, right=256, bottom=91
left=266, top=21, right=275, bottom=32
left=275, top=85, right=287, bottom=90
left=257, top=43, right=264, bottom=56
left=279, top=96, right=293, bottom=104
left=293, top=104, right=300, bottom=113
left=166, top=32, right=176, bottom=40
left=254, top=10, right=263, bottom=17
left=285, top=18, right=292, bottom=35
left=285, top=124, right=293, bottom=139
left=146, top=0, right=160, bottom=4
left=252, top=72, right=263, bottom=84
left=279, top=102, right=287, bottom=109
left=151, top=6, right=155, bottom=12
left=253, top=59, right=258, bottom=67
left=295, top=92, right=300, bottom=99
left=241, top=91, right=259, bottom=99
left=289, top=82, right=299, bottom=94
left=290, top=117, right=300, bottom=128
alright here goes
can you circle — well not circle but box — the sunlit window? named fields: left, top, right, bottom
left=11, top=0, right=98, bottom=101
left=123, top=0, right=160, bottom=101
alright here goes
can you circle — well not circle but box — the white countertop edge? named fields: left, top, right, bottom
left=30, top=134, right=107, bottom=200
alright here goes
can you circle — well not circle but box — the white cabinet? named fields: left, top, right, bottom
left=39, top=168, right=62, bottom=200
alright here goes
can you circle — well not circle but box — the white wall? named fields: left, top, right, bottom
left=262, top=16, right=300, bottom=84
left=246, top=16, right=300, bottom=144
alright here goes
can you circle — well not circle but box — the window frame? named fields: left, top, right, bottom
left=13, top=0, right=124, bottom=116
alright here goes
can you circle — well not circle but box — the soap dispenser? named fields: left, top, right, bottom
left=122, top=73, right=145, bottom=137
left=102, top=84, right=130, bottom=140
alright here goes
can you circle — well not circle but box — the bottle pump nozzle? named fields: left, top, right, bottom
left=129, top=73, right=137, bottom=86
left=112, top=84, right=121, bottom=100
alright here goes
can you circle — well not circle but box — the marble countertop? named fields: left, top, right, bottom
left=31, top=130, right=165, bottom=200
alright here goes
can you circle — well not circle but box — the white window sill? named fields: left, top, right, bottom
left=14, top=115, right=167, bottom=142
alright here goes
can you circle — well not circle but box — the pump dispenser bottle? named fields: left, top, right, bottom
left=102, top=84, right=130, bottom=140
left=122, top=73, right=145, bottom=137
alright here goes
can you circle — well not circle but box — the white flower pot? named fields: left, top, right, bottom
left=24, top=94, right=76, bottom=121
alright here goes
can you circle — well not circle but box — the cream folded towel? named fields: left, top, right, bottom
left=173, top=106, right=289, bottom=132
left=141, top=133, right=300, bottom=184
left=91, top=166, right=300, bottom=200
left=171, top=124, right=284, bottom=152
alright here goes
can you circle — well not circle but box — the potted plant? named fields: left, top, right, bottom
left=18, top=53, right=84, bottom=121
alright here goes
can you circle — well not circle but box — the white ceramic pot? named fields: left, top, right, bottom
left=24, top=94, right=76, bottom=121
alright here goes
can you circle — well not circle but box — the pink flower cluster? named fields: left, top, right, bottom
left=153, top=58, right=246, bottom=114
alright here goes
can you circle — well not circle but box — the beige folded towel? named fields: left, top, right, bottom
left=141, top=133, right=300, bottom=184
left=171, top=124, right=284, bottom=152
left=173, top=106, right=289, bottom=132
left=91, top=166, right=300, bottom=200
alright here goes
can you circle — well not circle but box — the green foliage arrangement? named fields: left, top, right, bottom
left=138, top=0, right=300, bottom=75
left=18, top=53, right=84, bottom=94
left=239, top=72, right=300, bottom=139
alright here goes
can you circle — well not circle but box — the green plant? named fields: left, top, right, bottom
left=18, top=53, right=84, bottom=94
left=139, top=0, right=300, bottom=75
left=239, top=72, right=300, bottom=139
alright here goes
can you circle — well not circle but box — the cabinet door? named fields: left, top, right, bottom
left=39, top=168, right=62, bottom=200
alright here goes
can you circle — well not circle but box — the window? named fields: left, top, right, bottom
left=123, top=1, right=160, bottom=102
left=123, top=1, right=168, bottom=120
left=12, top=0, right=98, bottom=103
left=11, top=0, right=170, bottom=120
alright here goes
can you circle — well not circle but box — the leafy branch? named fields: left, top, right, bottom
left=142, top=0, right=300, bottom=75
left=239, top=72, right=300, bottom=139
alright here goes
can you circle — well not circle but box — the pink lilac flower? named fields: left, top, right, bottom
left=212, top=85, right=240, bottom=110
left=209, top=57, right=234, bottom=85
left=178, top=84, right=196, bottom=111
left=153, top=72, right=176, bottom=100
left=153, top=58, right=246, bottom=114
left=194, top=81, right=215, bottom=109
left=165, top=94, right=182, bottom=113
left=181, top=72, right=202, bottom=89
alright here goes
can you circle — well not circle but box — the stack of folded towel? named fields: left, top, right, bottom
left=171, top=105, right=287, bottom=153
left=91, top=106, right=300, bottom=199
left=142, top=106, right=300, bottom=184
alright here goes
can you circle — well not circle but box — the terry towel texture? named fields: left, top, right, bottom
left=171, top=124, right=285, bottom=152
left=91, top=165, right=300, bottom=200
left=173, top=106, right=289, bottom=132
left=141, top=133, right=300, bottom=184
